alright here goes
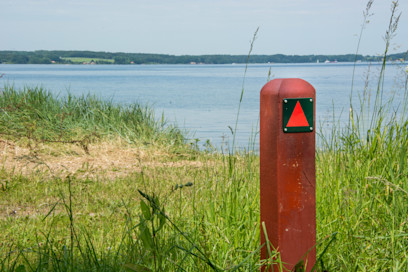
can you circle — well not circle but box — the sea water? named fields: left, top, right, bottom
left=1, top=63, right=407, bottom=149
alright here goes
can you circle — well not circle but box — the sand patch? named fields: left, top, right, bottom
left=1, top=138, right=206, bottom=179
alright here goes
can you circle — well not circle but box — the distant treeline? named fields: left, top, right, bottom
left=0, top=50, right=406, bottom=64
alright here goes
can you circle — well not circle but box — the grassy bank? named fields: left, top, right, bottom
left=1, top=63, right=408, bottom=271
left=0, top=86, right=187, bottom=150
left=0, top=86, right=261, bottom=271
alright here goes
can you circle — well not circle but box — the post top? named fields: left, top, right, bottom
left=260, top=78, right=315, bottom=98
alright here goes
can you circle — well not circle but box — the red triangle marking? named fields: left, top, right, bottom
left=287, top=101, right=309, bottom=127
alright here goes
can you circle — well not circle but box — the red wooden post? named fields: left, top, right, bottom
left=260, top=78, right=316, bottom=271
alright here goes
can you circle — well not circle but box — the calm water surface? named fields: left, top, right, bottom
left=1, top=63, right=407, bottom=149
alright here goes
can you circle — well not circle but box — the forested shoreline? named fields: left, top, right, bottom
left=0, top=50, right=406, bottom=64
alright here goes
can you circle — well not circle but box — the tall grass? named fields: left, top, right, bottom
left=0, top=133, right=262, bottom=271
left=316, top=1, right=408, bottom=270
left=0, top=86, right=185, bottom=149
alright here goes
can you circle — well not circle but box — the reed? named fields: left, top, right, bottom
left=0, top=85, right=186, bottom=150
left=316, top=1, right=408, bottom=270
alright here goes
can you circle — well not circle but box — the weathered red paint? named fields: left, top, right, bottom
left=260, top=78, right=316, bottom=271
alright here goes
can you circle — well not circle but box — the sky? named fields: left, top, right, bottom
left=1, top=0, right=408, bottom=56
